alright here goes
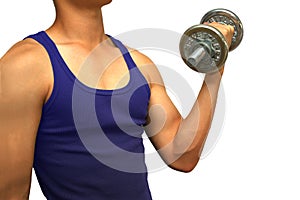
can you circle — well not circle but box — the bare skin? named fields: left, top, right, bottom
left=0, top=0, right=234, bottom=199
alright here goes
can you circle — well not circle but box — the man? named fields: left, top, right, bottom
left=0, top=0, right=234, bottom=199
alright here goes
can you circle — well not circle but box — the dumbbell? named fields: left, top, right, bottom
left=179, top=8, right=244, bottom=73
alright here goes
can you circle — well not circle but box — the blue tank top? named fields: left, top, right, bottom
left=26, top=31, right=152, bottom=200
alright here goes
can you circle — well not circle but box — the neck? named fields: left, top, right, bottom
left=47, top=4, right=106, bottom=47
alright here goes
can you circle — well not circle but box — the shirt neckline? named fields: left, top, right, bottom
left=40, top=31, right=136, bottom=96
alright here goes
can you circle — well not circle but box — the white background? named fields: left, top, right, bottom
left=1, top=0, right=300, bottom=199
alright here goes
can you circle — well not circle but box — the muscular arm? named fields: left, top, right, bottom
left=132, top=23, right=234, bottom=172
left=0, top=40, right=50, bottom=199
left=146, top=68, right=223, bottom=172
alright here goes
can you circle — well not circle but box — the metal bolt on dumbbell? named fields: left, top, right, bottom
left=179, top=8, right=244, bottom=73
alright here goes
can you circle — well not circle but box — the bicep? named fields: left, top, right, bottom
left=131, top=49, right=183, bottom=160
left=141, top=62, right=182, bottom=155
left=145, top=82, right=182, bottom=146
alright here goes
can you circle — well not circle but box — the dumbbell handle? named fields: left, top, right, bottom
left=187, top=46, right=207, bottom=67
left=187, top=24, right=229, bottom=69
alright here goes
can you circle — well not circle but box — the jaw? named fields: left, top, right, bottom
left=53, top=0, right=112, bottom=10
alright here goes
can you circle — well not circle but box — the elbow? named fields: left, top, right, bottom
left=168, top=156, right=200, bottom=173
left=177, top=165, right=197, bottom=173
left=168, top=139, right=203, bottom=173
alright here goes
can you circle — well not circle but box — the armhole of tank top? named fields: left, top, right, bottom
left=24, top=34, right=58, bottom=114
left=131, top=63, right=151, bottom=100
left=108, top=36, right=151, bottom=99
left=121, top=51, right=151, bottom=100
left=126, top=51, right=151, bottom=100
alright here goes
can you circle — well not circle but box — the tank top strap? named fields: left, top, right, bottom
left=107, top=35, right=137, bottom=70
left=24, top=31, right=61, bottom=64
left=24, top=31, right=48, bottom=48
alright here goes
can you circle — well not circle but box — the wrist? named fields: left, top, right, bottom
left=204, top=66, right=223, bottom=81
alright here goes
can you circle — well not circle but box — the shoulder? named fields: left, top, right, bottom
left=127, top=47, right=164, bottom=86
left=0, top=38, right=51, bottom=101
left=1, top=38, right=48, bottom=70
left=127, top=47, right=153, bottom=65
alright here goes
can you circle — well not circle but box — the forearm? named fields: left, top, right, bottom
left=170, top=70, right=223, bottom=171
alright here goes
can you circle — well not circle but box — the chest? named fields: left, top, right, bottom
left=43, top=41, right=151, bottom=126
left=57, top=43, right=130, bottom=90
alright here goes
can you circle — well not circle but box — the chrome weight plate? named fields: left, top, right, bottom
left=201, top=8, right=243, bottom=51
left=179, top=24, right=229, bottom=73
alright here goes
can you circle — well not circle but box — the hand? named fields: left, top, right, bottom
left=206, top=22, right=234, bottom=47
left=204, top=22, right=235, bottom=75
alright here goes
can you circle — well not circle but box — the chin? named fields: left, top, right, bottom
left=100, top=0, right=112, bottom=7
